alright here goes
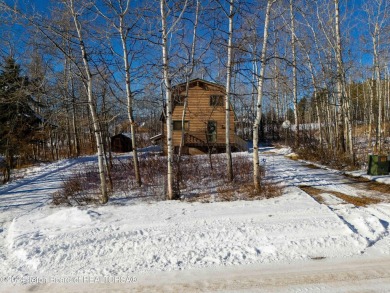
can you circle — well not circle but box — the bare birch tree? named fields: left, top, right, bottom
left=95, top=0, right=142, bottom=186
left=253, top=0, right=275, bottom=191
left=67, top=0, right=108, bottom=203
left=160, top=0, right=188, bottom=200
left=363, top=0, right=390, bottom=153
left=225, top=0, right=234, bottom=182
left=334, top=0, right=353, bottom=157
left=178, top=0, right=199, bottom=155
left=290, top=0, right=299, bottom=148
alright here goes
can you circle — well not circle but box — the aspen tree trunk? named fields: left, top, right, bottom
left=369, top=79, right=374, bottom=145
left=315, top=92, right=322, bottom=146
left=65, top=35, right=80, bottom=157
left=363, top=81, right=368, bottom=134
left=176, top=0, right=200, bottom=189
left=160, top=0, right=189, bottom=199
left=66, top=106, right=73, bottom=156
left=118, top=7, right=141, bottom=186
left=385, top=69, right=389, bottom=138
left=71, top=80, right=80, bottom=157
left=373, top=32, right=382, bottom=152
left=302, top=12, right=332, bottom=149
left=101, top=91, right=113, bottom=192
left=225, top=0, right=234, bottom=182
left=272, top=36, right=280, bottom=125
left=334, top=0, right=353, bottom=156
left=290, top=0, right=299, bottom=148
left=160, top=0, right=173, bottom=199
left=253, top=0, right=275, bottom=191
left=179, top=0, right=199, bottom=157
left=329, top=92, right=337, bottom=151
left=304, top=52, right=322, bottom=146
left=344, top=92, right=353, bottom=155
left=69, top=0, right=108, bottom=204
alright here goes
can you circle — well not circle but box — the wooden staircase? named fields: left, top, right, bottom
left=233, top=135, right=249, bottom=152
left=183, top=133, right=248, bottom=153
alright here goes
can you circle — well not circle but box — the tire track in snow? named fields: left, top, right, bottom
left=265, top=152, right=390, bottom=254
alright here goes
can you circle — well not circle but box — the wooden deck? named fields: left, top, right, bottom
left=184, top=133, right=248, bottom=153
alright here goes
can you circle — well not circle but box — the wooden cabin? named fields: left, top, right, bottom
left=111, top=133, right=133, bottom=152
left=157, top=79, right=248, bottom=155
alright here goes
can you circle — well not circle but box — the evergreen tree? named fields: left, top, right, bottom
left=0, top=56, right=41, bottom=183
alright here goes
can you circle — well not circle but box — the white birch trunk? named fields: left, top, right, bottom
left=179, top=0, right=199, bottom=156
left=118, top=8, right=142, bottom=186
left=69, top=0, right=108, bottom=204
left=373, top=31, right=382, bottom=152
left=226, top=0, right=234, bottom=182
left=160, top=0, right=174, bottom=200
left=253, top=0, right=275, bottom=191
left=369, top=78, right=375, bottom=145
left=334, top=0, right=353, bottom=156
left=290, top=0, right=299, bottom=148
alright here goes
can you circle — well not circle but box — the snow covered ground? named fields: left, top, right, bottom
left=0, top=147, right=390, bottom=292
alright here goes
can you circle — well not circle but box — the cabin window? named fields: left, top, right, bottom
left=207, top=120, right=217, bottom=143
left=173, top=120, right=189, bottom=131
left=210, top=95, right=224, bottom=106
left=173, top=95, right=186, bottom=106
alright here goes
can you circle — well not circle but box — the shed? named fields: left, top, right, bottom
left=111, top=133, right=133, bottom=152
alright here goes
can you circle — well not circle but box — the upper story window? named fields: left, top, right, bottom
left=210, top=95, right=224, bottom=107
left=173, top=120, right=189, bottom=131
left=173, top=95, right=186, bottom=106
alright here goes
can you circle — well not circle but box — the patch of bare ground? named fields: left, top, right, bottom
left=262, top=151, right=275, bottom=155
left=299, top=186, right=326, bottom=204
left=305, top=163, right=321, bottom=169
left=223, top=181, right=283, bottom=201
left=185, top=192, right=214, bottom=203
left=285, top=153, right=299, bottom=160
left=186, top=181, right=283, bottom=203
left=299, top=185, right=382, bottom=207
left=330, top=191, right=381, bottom=206
left=345, top=174, right=390, bottom=194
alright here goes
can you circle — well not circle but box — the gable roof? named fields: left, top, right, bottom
left=159, top=79, right=232, bottom=122
left=111, top=132, right=132, bottom=140
left=172, top=78, right=225, bottom=93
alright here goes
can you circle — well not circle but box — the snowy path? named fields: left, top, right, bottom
left=0, top=156, right=98, bottom=278
left=0, top=156, right=97, bottom=222
left=0, top=149, right=390, bottom=292
left=264, top=150, right=390, bottom=256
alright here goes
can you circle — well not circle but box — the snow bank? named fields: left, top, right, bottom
left=6, top=189, right=367, bottom=278
left=346, top=170, right=390, bottom=185
left=2, top=147, right=390, bottom=286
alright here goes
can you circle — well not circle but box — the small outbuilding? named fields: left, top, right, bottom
left=111, top=133, right=133, bottom=152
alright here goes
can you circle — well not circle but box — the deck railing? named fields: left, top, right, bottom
left=184, top=133, right=207, bottom=145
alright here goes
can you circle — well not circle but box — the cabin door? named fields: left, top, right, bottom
left=207, top=121, right=217, bottom=143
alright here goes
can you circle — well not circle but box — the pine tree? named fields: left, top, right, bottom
left=0, top=56, right=41, bottom=183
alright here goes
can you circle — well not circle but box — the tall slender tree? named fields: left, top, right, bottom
left=253, top=0, right=275, bottom=191
left=67, top=0, right=108, bottom=203
left=160, top=0, right=188, bottom=200
left=95, top=0, right=142, bottom=186
left=225, top=0, right=235, bottom=182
